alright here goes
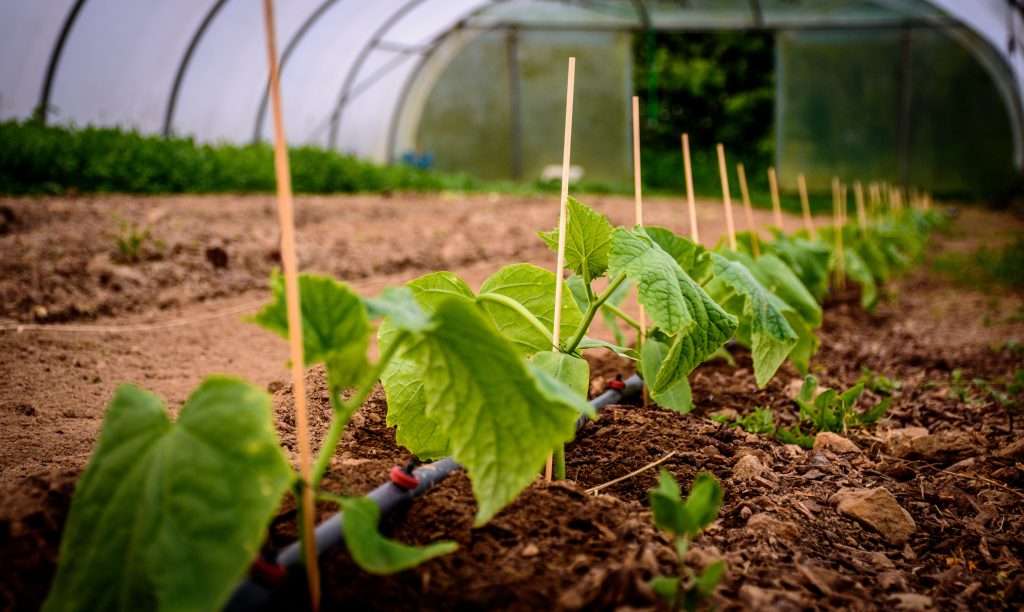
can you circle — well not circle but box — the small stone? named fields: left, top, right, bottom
left=746, top=512, right=800, bottom=539
left=831, top=487, right=917, bottom=545
left=521, top=543, right=539, bottom=557
left=814, top=432, right=861, bottom=453
left=740, top=506, right=752, bottom=520
left=884, top=427, right=929, bottom=451
left=891, top=592, right=933, bottom=610
left=890, top=430, right=975, bottom=464
left=733, top=455, right=767, bottom=481
left=32, top=305, right=48, bottom=320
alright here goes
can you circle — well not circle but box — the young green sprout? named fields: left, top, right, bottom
left=648, top=470, right=726, bottom=611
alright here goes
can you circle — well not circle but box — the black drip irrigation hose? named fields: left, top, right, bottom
left=225, top=373, right=644, bottom=611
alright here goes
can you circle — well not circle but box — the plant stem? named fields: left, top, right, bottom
left=554, top=446, right=566, bottom=480
left=476, top=292, right=553, bottom=347
left=603, top=302, right=642, bottom=331
left=312, top=330, right=408, bottom=488
left=565, top=273, right=627, bottom=353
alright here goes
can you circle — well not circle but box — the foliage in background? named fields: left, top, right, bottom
left=634, top=31, right=775, bottom=194
left=932, top=236, right=1024, bottom=291
left=0, top=120, right=479, bottom=196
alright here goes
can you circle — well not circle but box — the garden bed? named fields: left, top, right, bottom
left=1, top=196, right=1022, bottom=610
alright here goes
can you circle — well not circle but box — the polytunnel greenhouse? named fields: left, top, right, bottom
left=2, top=2, right=1024, bottom=611
left=1, top=0, right=1022, bottom=192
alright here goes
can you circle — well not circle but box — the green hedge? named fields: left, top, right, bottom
left=0, top=120, right=479, bottom=195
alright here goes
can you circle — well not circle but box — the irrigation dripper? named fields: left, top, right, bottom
left=224, top=372, right=644, bottom=611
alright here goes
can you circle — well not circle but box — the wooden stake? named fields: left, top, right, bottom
left=736, top=162, right=760, bottom=257
left=868, top=181, right=879, bottom=219
left=546, top=57, right=576, bottom=482
left=797, top=173, right=815, bottom=239
left=768, top=166, right=783, bottom=229
left=631, top=97, right=647, bottom=406
left=854, top=181, right=867, bottom=233
left=681, top=133, right=699, bottom=243
left=716, top=144, right=737, bottom=251
left=831, top=177, right=845, bottom=290
left=262, top=0, right=318, bottom=607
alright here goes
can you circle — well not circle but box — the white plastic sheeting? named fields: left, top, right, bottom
left=0, top=0, right=1021, bottom=165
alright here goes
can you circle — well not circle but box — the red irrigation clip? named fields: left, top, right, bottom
left=389, top=465, right=420, bottom=490
left=607, top=375, right=626, bottom=391
left=251, top=558, right=287, bottom=587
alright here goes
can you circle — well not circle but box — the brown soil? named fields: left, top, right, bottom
left=1, top=194, right=1023, bottom=611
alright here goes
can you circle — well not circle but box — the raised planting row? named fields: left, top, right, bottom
left=42, top=197, right=944, bottom=611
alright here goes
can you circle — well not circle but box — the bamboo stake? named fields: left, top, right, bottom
left=768, top=166, right=783, bottom=229
left=868, top=181, right=879, bottom=219
left=797, top=173, right=815, bottom=239
left=681, top=133, right=699, bottom=243
left=832, top=177, right=845, bottom=290
left=716, top=144, right=737, bottom=251
left=854, top=181, right=867, bottom=233
left=631, top=96, right=647, bottom=407
left=736, top=162, right=760, bottom=257
left=261, top=0, right=318, bottom=607
left=546, top=57, right=576, bottom=482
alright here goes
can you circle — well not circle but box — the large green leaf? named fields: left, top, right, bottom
left=252, top=271, right=370, bottom=388
left=382, top=298, right=591, bottom=524
left=608, top=227, right=695, bottom=335
left=844, top=247, right=878, bottom=310
left=643, top=226, right=713, bottom=284
left=648, top=278, right=737, bottom=406
left=379, top=272, right=476, bottom=459
left=706, top=253, right=798, bottom=387
left=45, top=379, right=292, bottom=612
left=337, top=496, right=456, bottom=574
left=529, top=351, right=589, bottom=398
left=641, top=335, right=692, bottom=412
left=768, top=233, right=831, bottom=303
left=478, top=263, right=582, bottom=355
left=539, top=196, right=614, bottom=279
left=748, top=254, right=821, bottom=328
left=363, top=286, right=434, bottom=333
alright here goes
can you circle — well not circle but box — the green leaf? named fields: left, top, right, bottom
left=682, top=472, right=724, bottom=536
left=650, top=469, right=686, bottom=535
left=649, top=470, right=723, bottom=538
left=383, top=298, right=590, bottom=525
left=405, top=271, right=477, bottom=307
left=844, top=247, right=878, bottom=310
left=566, top=274, right=591, bottom=311
left=539, top=196, right=614, bottom=279
left=650, top=575, right=681, bottom=603
left=529, top=351, right=590, bottom=399
left=641, top=335, right=693, bottom=413
left=44, top=379, right=292, bottom=612
left=608, top=227, right=695, bottom=335
left=650, top=281, right=737, bottom=401
left=768, top=233, right=831, bottom=303
left=749, top=254, right=822, bottom=328
left=478, top=263, right=581, bottom=355
left=644, top=226, right=713, bottom=284
left=251, top=271, right=370, bottom=388
left=364, top=286, right=433, bottom=333
left=378, top=272, right=476, bottom=459
left=706, top=253, right=798, bottom=387
left=337, top=496, right=457, bottom=574
left=598, top=276, right=634, bottom=347
left=577, top=336, right=638, bottom=360
left=694, top=560, right=727, bottom=598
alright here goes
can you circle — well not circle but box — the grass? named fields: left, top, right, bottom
left=0, top=119, right=838, bottom=212
left=932, top=236, right=1024, bottom=291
